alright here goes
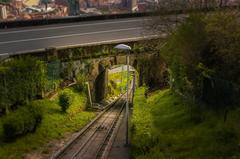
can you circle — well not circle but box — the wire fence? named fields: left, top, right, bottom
left=45, top=60, right=61, bottom=93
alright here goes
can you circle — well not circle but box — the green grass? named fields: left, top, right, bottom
left=0, top=87, right=96, bottom=159
left=131, top=87, right=240, bottom=159
left=107, top=71, right=132, bottom=99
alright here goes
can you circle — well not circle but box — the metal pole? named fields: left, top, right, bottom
left=113, top=43, right=131, bottom=146
left=131, top=72, right=135, bottom=104
left=121, top=65, right=124, bottom=94
left=86, top=82, right=93, bottom=108
left=126, top=53, right=129, bottom=146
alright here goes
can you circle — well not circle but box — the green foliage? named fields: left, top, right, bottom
left=131, top=87, right=240, bottom=159
left=162, top=14, right=207, bottom=97
left=107, top=71, right=131, bottom=99
left=0, top=57, right=47, bottom=113
left=60, top=61, right=73, bottom=80
left=205, top=11, right=240, bottom=84
left=162, top=11, right=240, bottom=105
left=59, top=90, right=73, bottom=112
left=136, top=54, right=168, bottom=88
left=0, top=87, right=95, bottom=159
left=2, top=104, right=43, bottom=141
left=74, top=73, right=87, bottom=92
left=0, top=0, right=11, bottom=3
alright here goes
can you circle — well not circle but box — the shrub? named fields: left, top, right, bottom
left=0, top=57, right=46, bottom=113
left=161, top=12, right=240, bottom=107
left=74, top=73, right=87, bottom=92
left=59, top=91, right=73, bottom=112
left=2, top=104, right=43, bottom=141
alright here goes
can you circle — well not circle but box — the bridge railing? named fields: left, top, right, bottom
left=0, top=12, right=152, bottom=29
left=0, top=5, right=239, bottom=29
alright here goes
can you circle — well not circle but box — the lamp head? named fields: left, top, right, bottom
left=114, top=44, right=132, bottom=51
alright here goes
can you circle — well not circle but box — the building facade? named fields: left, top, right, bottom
left=0, top=5, right=7, bottom=20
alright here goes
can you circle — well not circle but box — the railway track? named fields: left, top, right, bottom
left=50, top=94, right=126, bottom=159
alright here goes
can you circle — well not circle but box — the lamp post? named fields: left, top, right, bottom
left=114, top=44, right=131, bottom=146
left=121, top=64, right=124, bottom=94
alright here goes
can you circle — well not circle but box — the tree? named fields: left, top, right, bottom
left=0, top=57, right=47, bottom=114
left=205, top=10, right=240, bottom=84
left=0, top=0, right=11, bottom=3
left=159, top=10, right=240, bottom=106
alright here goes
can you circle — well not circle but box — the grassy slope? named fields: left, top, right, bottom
left=131, top=87, right=240, bottom=159
left=0, top=88, right=96, bottom=159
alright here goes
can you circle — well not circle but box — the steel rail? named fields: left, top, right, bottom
left=94, top=84, right=134, bottom=159
left=71, top=101, right=125, bottom=159
left=51, top=94, right=124, bottom=159
left=93, top=101, right=126, bottom=159
left=51, top=93, right=126, bottom=159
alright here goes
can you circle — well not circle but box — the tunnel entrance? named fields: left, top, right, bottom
left=95, top=70, right=108, bottom=102
left=94, top=64, right=138, bottom=103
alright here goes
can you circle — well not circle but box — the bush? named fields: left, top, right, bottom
left=59, top=91, right=73, bottom=112
left=74, top=73, right=87, bottom=92
left=161, top=12, right=240, bottom=107
left=2, top=104, right=43, bottom=141
left=0, top=57, right=47, bottom=113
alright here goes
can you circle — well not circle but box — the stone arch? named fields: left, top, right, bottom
left=93, top=56, right=139, bottom=103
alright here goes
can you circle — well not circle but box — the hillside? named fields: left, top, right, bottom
left=131, top=87, right=240, bottom=159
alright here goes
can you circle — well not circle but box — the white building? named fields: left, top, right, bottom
left=0, top=5, right=7, bottom=20
left=131, top=0, right=138, bottom=11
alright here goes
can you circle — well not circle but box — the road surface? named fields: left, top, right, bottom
left=0, top=17, right=155, bottom=56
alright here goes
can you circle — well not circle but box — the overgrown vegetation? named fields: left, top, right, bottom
left=55, top=40, right=160, bottom=62
left=131, top=11, right=240, bottom=158
left=59, top=90, right=74, bottom=112
left=161, top=11, right=240, bottom=107
left=0, top=87, right=95, bottom=159
left=107, top=71, right=126, bottom=98
left=0, top=56, right=96, bottom=158
left=3, top=104, right=43, bottom=141
left=75, top=73, right=88, bottom=92
left=107, top=70, right=134, bottom=99
left=0, top=57, right=46, bottom=114
left=131, top=87, right=240, bottom=159
left=136, top=54, right=168, bottom=88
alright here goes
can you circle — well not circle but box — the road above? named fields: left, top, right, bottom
left=0, top=17, right=156, bottom=56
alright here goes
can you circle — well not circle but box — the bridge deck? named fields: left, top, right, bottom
left=0, top=17, right=155, bottom=55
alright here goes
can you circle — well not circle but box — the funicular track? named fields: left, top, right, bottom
left=50, top=94, right=127, bottom=159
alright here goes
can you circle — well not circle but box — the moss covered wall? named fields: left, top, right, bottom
left=9, top=39, right=168, bottom=102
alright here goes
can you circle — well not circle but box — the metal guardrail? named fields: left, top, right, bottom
left=1, top=5, right=239, bottom=29
left=0, top=12, right=152, bottom=29
left=50, top=93, right=125, bottom=159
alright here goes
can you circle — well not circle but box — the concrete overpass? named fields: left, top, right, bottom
left=0, top=17, right=159, bottom=56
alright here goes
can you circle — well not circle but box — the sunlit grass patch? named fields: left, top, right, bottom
left=131, top=87, right=240, bottom=159
left=0, top=87, right=96, bottom=159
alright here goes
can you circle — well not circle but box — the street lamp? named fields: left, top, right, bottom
left=114, top=44, right=131, bottom=146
